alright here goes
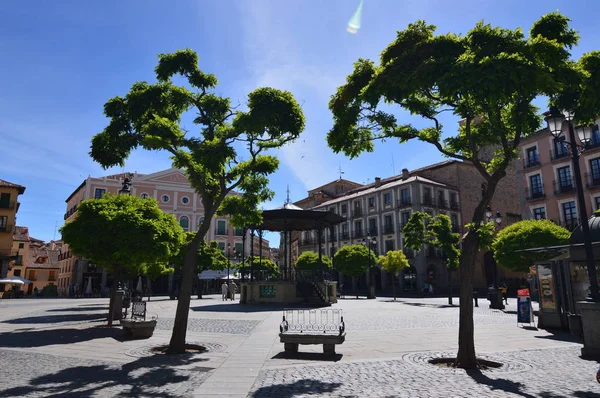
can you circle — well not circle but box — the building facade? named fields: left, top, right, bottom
left=59, top=167, right=251, bottom=295
left=516, top=117, right=600, bottom=227
left=0, top=179, right=25, bottom=288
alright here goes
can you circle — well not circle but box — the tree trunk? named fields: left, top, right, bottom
left=392, top=273, right=396, bottom=301
left=107, top=264, right=120, bottom=327
left=353, top=277, right=358, bottom=299
left=197, top=276, right=202, bottom=299
left=448, top=269, right=453, bottom=306
left=168, top=231, right=206, bottom=354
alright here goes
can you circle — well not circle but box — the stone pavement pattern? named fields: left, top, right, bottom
left=0, top=296, right=597, bottom=397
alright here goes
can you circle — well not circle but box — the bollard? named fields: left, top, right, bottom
left=473, top=291, right=479, bottom=307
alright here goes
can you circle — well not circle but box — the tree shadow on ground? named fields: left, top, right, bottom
left=47, top=306, right=108, bottom=312
left=0, top=327, right=122, bottom=348
left=534, top=329, right=582, bottom=344
left=466, top=369, right=537, bottom=398
left=271, top=351, right=343, bottom=362
left=250, top=379, right=342, bottom=398
left=401, top=302, right=455, bottom=309
left=190, top=303, right=323, bottom=313
left=2, top=313, right=106, bottom=324
left=0, top=353, right=211, bottom=398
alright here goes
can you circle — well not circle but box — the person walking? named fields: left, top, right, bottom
left=221, top=281, right=228, bottom=301
left=229, top=281, right=238, bottom=301
left=501, top=282, right=508, bottom=305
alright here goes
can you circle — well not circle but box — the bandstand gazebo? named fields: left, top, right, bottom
left=239, top=202, right=345, bottom=305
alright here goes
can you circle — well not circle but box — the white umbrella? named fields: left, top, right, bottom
left=136, top=276, right=143, bottom=293
left=85, top=276, right=93, bottom=295
left=220, top=274, right=238, bottom=280
left=0, top=276, right=31, bottom=285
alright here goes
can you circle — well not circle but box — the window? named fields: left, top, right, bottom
left=0, top=193, right=10, bottom=208
left=140, top=193, right=149, bottom=199
left=554, top=137, right=568, bottom=157
left=0, top=216, right=7, bottom=231
left=529, top=174, right=543, bottom=197
left=368, top=197, right=375, bottom=208
left=13, top=269, right=21, bottom=277
left=526, top=146, right=540, bottom=167
left=161, top=194, right=170, bottom=203
left=451, top=213, right=459, bottom=231
left=557, top=166, right=573, bottom=189
left=385, top=240, right=394, bottom=253
left=533, top=207, right=546, bottom=220
left=341, top=204, right=348, bottom=214
left=590, top=124, right=600, bottom=146
left=400, top=189, right=410, bottom=205
left=354, top=221, right=362, bottom=236
left=329, top=206, right=336, bottom=214
left=595, top=197, right=600, bottom=210
left=15, top=255, right=22, bottom=265
left=591, top=158, right=600, bottom=184
left=181, top=196, right=190, bottom=204
left=198, top=216, right=205, bottom=230
left=218, top=242, right=226, bottom=252
left=217, top=220, right=227, bottom=235
left=234, top=242, right=243, bottom=254
left=562, top=201, right=577, bottom=225
left=179, top=216, right=189, bottom=232
left=342, top=223, right=349, bottom=239
left=368, top=218, right=377, bottom=235
left=18, top=243, right=24, bottom=249
left=423, top=187, right=432, bottom=204
left=383, top=192, right=392, bottom=205
left=234, top=227, right=244, bottom=236
left=437, top=190, right=446, bottom=207
left=401, top=211, right=410, bottom=227
left=384, top=214, right=393, bottom=233
left=94, top=189, right=106, bottom=199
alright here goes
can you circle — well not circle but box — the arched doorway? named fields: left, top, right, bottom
left=483, top=251, right=496, bottom=287
left=404, top=265, right=417, bottom=291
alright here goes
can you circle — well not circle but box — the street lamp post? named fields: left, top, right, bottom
left=484, top=206, right=503, bottom=309
left=363, top=235, right=377, bottom=299
left=545, top=107, right=600, bottom=302
left=227, top=243, right=232, bottom=281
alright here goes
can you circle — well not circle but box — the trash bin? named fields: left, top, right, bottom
left=568, top=313, right=583, bottom=337
left=114, top=290, right=125, bottom=321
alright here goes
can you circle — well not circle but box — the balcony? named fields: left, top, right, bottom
left=561, top=218, right=580, bottom=231
left=524, top=188, right=546, bottom=201
left=383, top=225, right=395, bottom=234
left=0, top=201, right=16, bottom=210
left=352, top=208, right=363, bottom=218
left=586, top=172, right=600, bottom=188
left=397, top=198, right=411, bottom=208
left=352, top=230, right=364, bottom=239
left=450, top=201, right=460, bottom=211
left=586, top=139, right=600, bottom=150
left=368, top=227, right=378, bottom=236
left=437, top=198, right=448, bottom=209
left=400, top=221, right=409, bottom=231
left=215, top=229, right=228, bottom=236
left=422, top=195, right=433, bottom=206
left=553, top=181, right=576, bottom=195
left=0, top=224, right=14, bottom=233
left=550, top=148, right=570, bottom=161
left=403, top=248, right=414, bottom=259
left=340, top=231, right=350, bottom=240
left=523, top=157, right=541, bottom=169
left=427, top=247, right=440, bottom=258
left=301, top=237, right=315, bottom=246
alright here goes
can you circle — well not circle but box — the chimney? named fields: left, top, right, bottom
left=402, top=168, right=410, bottom=180
left=374, top=177, right=381, bottom=187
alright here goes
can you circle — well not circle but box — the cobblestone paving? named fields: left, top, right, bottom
left=346, top=312, right=513, bottom=331
left=250, top=346, right=599, bottom=398
left=156, top=317, right=261, bottom=335
left=0, top=348, right=212, bottom=397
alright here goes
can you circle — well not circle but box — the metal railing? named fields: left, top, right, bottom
left=352, top=208, right=363, bottom=218
left=0, top=224, right=14, bottom=233
left=450, top=201, right=460, bottom=211
left=561, top=218, right=580, bottom=231
left=397, top=198, right=411, bottom=208
left=550, top=148, right=569, bottom=161
left=437, top=198, right=448, bottom=209
left=585, top=172, right=600, bottom=188
left=383, top=225, right=394, bottom=234
left=422, top=195, right=433, bottom=206
left=352, top=230, right=364, bottom=239
left=525, top=188, right=546, bottom=201
left=340, top=231, right=350, bottom=240
left=368, top=227, right=378, bottom=236
left=553, top=180, right=576, bottom=195
left=523, top=157, right=541, bottom=169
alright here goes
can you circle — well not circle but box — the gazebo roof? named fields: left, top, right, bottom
left=570, top=215, right=600, bottom=245
left=250, top=206, right=346, bottom=232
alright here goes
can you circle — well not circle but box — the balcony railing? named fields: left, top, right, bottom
left=368, top=227, right=378, bottom=236
left=352, top=230, right=364, bottom=239
left=383, top=225, right=394, bottom=234
left=422, top=195, right=433, bottom=206
left=340, top=231, right=350, bottom=240
left=550, top=148, right=569, bottom=161
left=0, top=201, right=16, bottom=210
left=525, top=188, right=546, bottom=201
left=0, top=224, right=14, bottom=233
left=561, top=218, right=580, bottom=231
left=586, top=139, right=600, bottom=150
left=451, top=224, right=460, bottom=233
left=215, top=229, right=228, bottom=236
left=401, top=221, right=409, bottom=231
left=523, top=157, right=541, bottom=169
left=437, top=198, right=448, bottom=209
left=553, top=180, right=576, bottom=195
left=450, top=201, right=460, bottom=211
left=397, top=198, right=411, bottom=208
left=352, top=208, right=363, bottom=218
left=586, top=172, right=600, bottom=188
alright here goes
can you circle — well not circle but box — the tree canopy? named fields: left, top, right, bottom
left=238, top=256, right=280, bottom=279
left=90, top=48, right=305, bottom=352
left=403, top=212, right=461, bottom=269
left=170, top=232, right=228, bottom=274
left=378, top=250, right=410, bottom=275
left=333, top=244, right=375, bottom=277
left=295, top=251, right=332, bottom=271
left=60, top=194, right=184, bottom=276
left=492, top=219, right=571, bottom=272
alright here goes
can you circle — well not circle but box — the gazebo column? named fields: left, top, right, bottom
left=317, top=228, right=323, bottom=266
left=259, top=229, right=263, bottom=280
left=250, top=229, right=255, bottom=282
left=330, top=226, right=335, bottom=261
left=241, top=227, right=247, bottom=282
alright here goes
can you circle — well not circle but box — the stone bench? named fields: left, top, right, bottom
left=121, top=300, right=156, bottom=339
left=279, top=309, right=346, bottom=355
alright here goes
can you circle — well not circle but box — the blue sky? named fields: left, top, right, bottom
left=1, top=0, right=598, bottom=246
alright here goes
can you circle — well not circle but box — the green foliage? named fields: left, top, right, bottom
left=60, top=194, right=185, bottom=277
left=295, top=251, right=332, bottom=271
left=404, top=212, right=461, bottom=269
left=465, top=222, right=496, bottom=251
left=492, top=219, right=570, bottom=272
left=333, top=244, right=374, bottom=277
left=238, top=256, right=280, bottom=278
left=169, top=232, right=228, bottom=274
left=91, top=48, right=305, bottom=242
left=378, top=250, right=410, bottom=274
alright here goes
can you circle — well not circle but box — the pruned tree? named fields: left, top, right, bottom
left=327, top=12, right=593, bottom=367
left=403, top=212, right=461, bottom=305
left=295, top=251, right=333, bottom=271
left=60, top=194, right=184, bottom=326
left=492, top=219, right=570, bottom=273
left=333, top=244, right=375, bottom=299
left=90, top=49, right=305, bottom=353
left=378, top=250, right=410, bottom=301
left=238, top=256, right=280, bottom=280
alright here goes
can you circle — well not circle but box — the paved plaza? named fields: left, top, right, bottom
left=0, top=295, right=598, bottom=397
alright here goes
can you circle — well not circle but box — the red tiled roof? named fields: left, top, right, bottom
left=0, top=179, right=25, bottom=194
left=13, top=226, right=29, bottom=241
left=26, top=247, right=60, bottom=269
